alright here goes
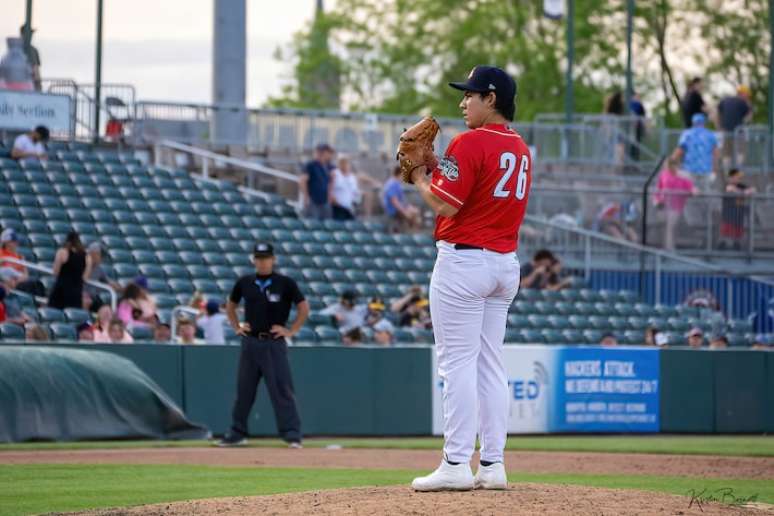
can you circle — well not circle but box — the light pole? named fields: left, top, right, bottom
left=94, top=0, right=104, bottom=143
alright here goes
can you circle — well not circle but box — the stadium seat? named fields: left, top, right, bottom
left=37, top=307, right=65, bottom=323
left=64, top=308, right=90, bottom=325
left=0, top=323, right=25, bottom=340
left=314, top=326, right=341, bottom=343
left=49, top=322, right=76, bottom=341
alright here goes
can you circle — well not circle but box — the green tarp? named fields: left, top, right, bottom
left=0, top=346, right=209, bottom=442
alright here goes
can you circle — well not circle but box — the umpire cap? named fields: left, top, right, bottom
left=253, top=242, right=274, bottom=258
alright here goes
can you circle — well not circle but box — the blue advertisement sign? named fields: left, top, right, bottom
left=550, top=347, right=660, bottom=432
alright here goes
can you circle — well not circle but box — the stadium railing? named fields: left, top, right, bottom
left=2, top=256, right=117, bottom=310
left=153, top=139, right=301, bottom=208
left=522, top=214, right=774, bottom=331
left=132, top=102, right=663, bottom=175
left=527, top=186, right=774, bottom=256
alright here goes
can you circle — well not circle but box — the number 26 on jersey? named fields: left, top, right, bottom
left=493, top=152, right=528, bottom=200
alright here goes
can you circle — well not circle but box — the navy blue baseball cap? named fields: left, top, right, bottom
left=254, top=242, right=274, bottom=257
left=449, top=65, right=517, bottom=100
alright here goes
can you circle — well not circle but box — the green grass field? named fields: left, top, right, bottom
left=2, top=435, right=773, bottom=456
left=0, top=436, right=772, bottom=515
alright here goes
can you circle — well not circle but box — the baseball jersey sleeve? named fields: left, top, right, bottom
left=430, top=134, right=480, bottom=209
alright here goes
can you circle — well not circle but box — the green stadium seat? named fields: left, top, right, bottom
left=173, top=239, right=199, bottom=252
left=64, top=308, right=90, bottom=325
left=314, top=326, right=341, bottom=343
left=532, top=301, right=555, bottom=315
left=546, top=314, right=571, bottom=329
left=582, top=329, right=605, bottom=344
left=162, top=264, right=189, bottom=279
left=169, top=279, right=194, bottom=294
left=187, top=264, right=214, bottom=280
left=114, top=263, right=140, bottom=278
left=527, top=315, right=550, bottom=328
left=48, top=322, right=75, bottom=340
left=312, top=256, right=337, bottom=269
left=138, top=263, right=165, bottom=279
left=559, top=329, right=583, bottom=344
left=0, top=323, right=25, bottom=340
left=38, top=307, right=65, bottom=323
left=626, top=317, right=648, bottom=330
left=587, top=315, right=609, bottom=329
left=294, top=326, right=317, bottom=343
left=622, top=330, right=644, bottom=345
left=519, top=329, right=545, bottom=343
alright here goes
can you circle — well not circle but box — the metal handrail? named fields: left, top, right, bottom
left=524, top=213, right=774, bottom=285
left=1, top=256, right=117, bottom=309
left=155, top=139, right=299, bottom=183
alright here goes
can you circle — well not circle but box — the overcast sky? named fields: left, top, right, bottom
left=1, top=0, right=327, bottom=106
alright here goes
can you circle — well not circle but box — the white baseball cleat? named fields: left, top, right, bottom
left=474, top=462, right=508, bottom=490
left=411, top=460, right=475, bottom=492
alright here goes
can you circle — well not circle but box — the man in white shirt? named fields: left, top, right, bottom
left=320, top=290, right=367, bottom=333
left=197, top=299, right=227, bottom=344
left=330, top=155, right=361, bottom=220
left=11, top=126, right=49, bottom=160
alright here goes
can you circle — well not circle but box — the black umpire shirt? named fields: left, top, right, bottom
left=229, top=272, right=305, bottom=336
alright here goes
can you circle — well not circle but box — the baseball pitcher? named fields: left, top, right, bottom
left=398, top=65, right=531, bottom=491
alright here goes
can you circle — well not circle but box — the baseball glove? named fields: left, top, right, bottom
left=396, top=116, right=440, bottom=184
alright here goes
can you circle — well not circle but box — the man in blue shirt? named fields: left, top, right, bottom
left=382, top=166, right=421, bottom=232
left=672, top=113, right=719, bottom=191
left=301, top=143, right=335, bottom=219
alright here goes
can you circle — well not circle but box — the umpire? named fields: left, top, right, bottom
left=217, top=242, right=309, bottom=447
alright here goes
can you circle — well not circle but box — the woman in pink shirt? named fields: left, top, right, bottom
left=654, top=157, right=697, bottom=250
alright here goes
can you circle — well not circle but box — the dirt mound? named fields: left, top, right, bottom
left=65, top=484, right=768, bottom=515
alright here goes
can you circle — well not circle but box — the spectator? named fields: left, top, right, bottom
left=320, top=290, right=367, bottom=333
left=519, top=249, right=555, bottom=290
left=330, top=155, right=361, bottom=221
left=92, top=304, right=113, bottom=342
left=25, top=323, right=49, bottom=342
left=11, top=125, right=49, bottom=161
left=681, top=77, right=706, bottom=128
left=382, top=166, right=421, bottom=232
left=365, top=297, right=395, bottom=346
left=644, top=326, right=668, bottom=347
left=717, top=85, right=753, bottom=167
left=76, top=322, right=94, bottom=342
left=603, top=90, right=625, bottom=163
left=545, top=257, right=574, bottom=291
left=176, top=318, right=203, bottom=345
left=117, top=281, right=157, bottom=328
left=600, top=333, right=618, bottom=346
left=654, top=156, right=698, bottom=250
left=48, top=231, right=91, bottom=310
left=84, top=242, right=120, bottom=312
left=300, top=143, right=335, bottom=219
left=107, top=318, right=133, bottom=344
left=0, top=228, right=45, bottom=297
left=0, top=267, right=32, bottom=326
left=686, top=327, right=704, bottom=348
left=342, top=327, right=364, bottom=346
left=594, top=201, right=638, bottom=242
left=0, top=286, right=6, bottom=323
left=197, top=299, right=227, bottom=344
left=719, top=168, right=756, bottom=251
left=19, top=25, right=41, bottom=91
left=391, top=286, right=431, bottom=328
left=629, top=91, right=646, bottom=160
left=153, top=323, right=172, bottom=343
left=671, top=113, right=719, bottom=191
left=709, top=334, right=728, bottom=350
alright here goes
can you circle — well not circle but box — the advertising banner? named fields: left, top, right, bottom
left=431, top=346, right=660, bottom=435
left=0, top=90, right=71, bottom=133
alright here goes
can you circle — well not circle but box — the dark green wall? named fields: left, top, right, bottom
left=660, top=349, right=774, bottom=433
left=182, top=346, right=433, bottom=436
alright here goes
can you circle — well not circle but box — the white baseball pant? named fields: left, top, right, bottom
left=430, top=240, right=520, bottom=464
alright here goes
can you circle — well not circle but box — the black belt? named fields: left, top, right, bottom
left=453, top=243, right=483, bottom=251
left=250, top=332, right=283, bottom=340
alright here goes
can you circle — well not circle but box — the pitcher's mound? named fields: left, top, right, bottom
left=74, top=483, right=769, bottom=515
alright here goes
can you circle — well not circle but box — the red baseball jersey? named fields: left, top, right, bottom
left=430, top=123, right=532, bottom=252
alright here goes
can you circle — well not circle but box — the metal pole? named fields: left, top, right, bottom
left=93, top=0, right=104, bottom=144
left=625, top=0, right=634, bottom=112
left=565, top=0, right=575, bottom=124
left=769, top=0, right=774, bottom=170
left=22, top=0, right=33, bottom=50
